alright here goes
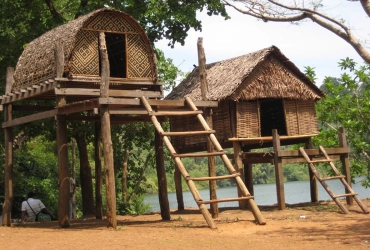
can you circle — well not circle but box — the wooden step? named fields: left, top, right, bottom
left=162, top=130, right=215, bottom=137
left=321, top=175, right=346, bottom=181
left=334, top=193, right=358, bottom=198
left=309, top=159, right=333, bottom=163
left=197, top=196, right=254, bottom=205
left=174, top=151, right=225, bottom=158
left=187, top=173, right=240, bottom=181
left=152, top=110, right=202, bottom=116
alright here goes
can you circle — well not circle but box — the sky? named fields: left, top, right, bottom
left=155, top=1, right=369, bottom=89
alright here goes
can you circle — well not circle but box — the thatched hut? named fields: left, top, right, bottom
left=10, top=8, right=160, bottom=100
left=166, top=45, right=325, bottom=152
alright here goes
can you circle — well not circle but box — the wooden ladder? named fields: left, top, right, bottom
left=299, top=146, right=369, bottom=214
left=141, top=96, right=266, bottom=228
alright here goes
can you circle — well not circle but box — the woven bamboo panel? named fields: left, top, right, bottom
left=284, top=99, right=299, bottom=136
left=297, top=100, right=318, bottom=134
left=236, top=101, right=260, bottom=137
left=213, top=101, right=233, bottom=141
left=127, top=34, right=152, bottom=78
left=69, top=30, right=99, bottom=76
left=84, top=12, right=137, bottom=32
left=169, top=115, right=205, bottom=148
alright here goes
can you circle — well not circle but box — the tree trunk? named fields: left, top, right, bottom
left=75, top=134, right=95, bottom=217
left=122, top=147, right=129, bottom=203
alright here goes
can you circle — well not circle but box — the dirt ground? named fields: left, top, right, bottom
left=1, top=199, right=370, bottom=250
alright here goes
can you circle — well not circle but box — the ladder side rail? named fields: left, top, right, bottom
left=299, top=148, right=349, bottom=213
left=319, top=146, right=344, bottom=176
left=162, top=135, right=217, bottom=228
left=186, top=97, right=266, bottom=224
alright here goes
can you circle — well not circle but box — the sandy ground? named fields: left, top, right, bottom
left=1, top=199, right=370, bottom=250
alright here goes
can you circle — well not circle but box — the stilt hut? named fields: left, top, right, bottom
left=1, top=8, right=162, bottom=228
left=166, top=45, right=325, bottom=152
left=166, top=45, right=331, bottom=210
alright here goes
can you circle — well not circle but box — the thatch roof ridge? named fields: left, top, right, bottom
left=165, top=45, right=324, bottom=101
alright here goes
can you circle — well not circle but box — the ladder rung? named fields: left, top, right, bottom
left=197, top=196, right=254, bottom=205
left=334, top=193, right=358, bottom=198
left=162, top=130, right=215, bottom=136
left=152, top=110, right=202, bottom=116
left=320, top=175, right=346, bottom=181
left=309, top=159, right=333, bottom=163
left=174, top=151, right=225, bottom=158
left=187, top=173, right=240, bottom=181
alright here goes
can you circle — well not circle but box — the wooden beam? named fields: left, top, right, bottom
left=281, top=155, right=341, bottom=164
left=98, top=98, right=218, bottom=108
left=228, top=134, right=318, bottom=142
left=2, top=109, right=56, bottom=128
left=57, top=99, right=99, bottom=115
left=55, top=88, right=163, bottom=98
left=1, top=81, right=56, bottom=105
left=278, top=147, right=350, bottom=157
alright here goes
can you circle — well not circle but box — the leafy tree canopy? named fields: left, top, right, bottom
left=314, top=58, right=370, bottom=186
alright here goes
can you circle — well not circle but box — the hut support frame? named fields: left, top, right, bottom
left=236, top=128, right=355, bottom=210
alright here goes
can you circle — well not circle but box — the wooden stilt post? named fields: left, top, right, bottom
left=338, top=127, right=353, bottom=205
left=243, top=149, right=254, bottom=197
left=174, top=166, right=184, bottom=210
left=95, top=122, right=103, bottom=219
left=2, top=67, right=14, bottom=226
left=99, top=32, right=117, bottom=228
left=155, top=127, right=170, bottom=220
left=233, top=141, right=247, bottom=209
left=55, top=43, right=70, bottom=227
left=197, top=37, right=218, bottom=217
left=71, top=139, right=77, bottom=219
left=305, top=138, right=318, bottom=202
left=272, top=129, right=285, bottom=210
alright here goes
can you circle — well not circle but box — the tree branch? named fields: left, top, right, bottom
left=222, top=0, right=370, bottom=64
left=360, top=0, right=370, bottom=17
left=44, top=0, right=64, bottom=23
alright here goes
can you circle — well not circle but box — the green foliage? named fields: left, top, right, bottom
left=304, top=66, right=317, bottom=84
left=117, top=192, right=151, bottom=215
left=314, top=58, right=370, bottom=186
left=10, top=136, right=59, bottom=218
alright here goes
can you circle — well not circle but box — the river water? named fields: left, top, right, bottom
left=144, top=177, right=370, bottom=212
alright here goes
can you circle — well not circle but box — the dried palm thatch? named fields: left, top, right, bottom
left=13, top=8, right=156, bottom=91
left=165, top=45, right=325, bottom=101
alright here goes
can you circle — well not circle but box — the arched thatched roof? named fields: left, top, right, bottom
left=165, top=46, right=325, bottom=101
left=13, top=8, right=156, bottom=91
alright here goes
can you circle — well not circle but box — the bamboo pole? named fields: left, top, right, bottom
left=197, top=38, right=218, bottom=218
left=99, top=32, right=117, bottom=228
